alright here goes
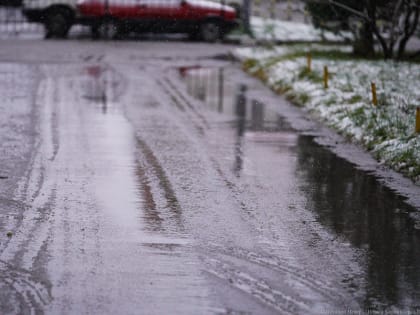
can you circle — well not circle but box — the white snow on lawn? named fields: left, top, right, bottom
left=250, top=17, right=350, bottom=42
left=235, top=46, right=420, bottom=184
left=0, top=63, right=37, bottom=192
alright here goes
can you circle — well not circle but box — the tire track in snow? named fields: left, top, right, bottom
left=162, top=76, right=211, bottom=129
left=135, top=137, right=185, bottom=233
left=157, top=78, right=208, bottom=137
left=204, top=257, right=303, bottom=314
left=0, top=75, right=59, bottom=314
left=0, top=259, right=51, bottom=314
left=209, top=244, right=349, bottom=305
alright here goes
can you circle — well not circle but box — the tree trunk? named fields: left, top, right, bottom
left=371, top=21, right=394, bottom=59
left=397, top=38, right=410, bottom=60
left=397, top=8, right=420, bottom=60
left=353, top=22, right=375, bottom=57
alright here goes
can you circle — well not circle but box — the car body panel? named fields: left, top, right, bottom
left=78, top=0, right=237, bottom=35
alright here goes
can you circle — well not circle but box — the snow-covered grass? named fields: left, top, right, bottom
left=250, top=17, right=350, bottom=42
left=234, top=46, right=420, bottom=184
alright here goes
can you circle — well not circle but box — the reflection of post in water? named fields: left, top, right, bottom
left=203, top=69, right=208, bottom=102
left=189, top=70, right=195, bottom=98
left=234, top=84, right=247, bottom=176
left=211, top=69, right=218, bottom=108
left=101, top=88, right=107, bottom=114
left=198, top=69, right=205, bottom=101
left=188, top=71, right=193, bottom=97
left=101, top=69, right=108, bottom=114
left=186, top=72, right=191, bottom=95
left=218, top=68, right=224, bottom=113
left=195, top=69, right=200, bottom=99
left=189, top=72, right=194, bottom=96
left=251, top=99, right=265, bottom=131
left=193, top=70, right=198, bottom=99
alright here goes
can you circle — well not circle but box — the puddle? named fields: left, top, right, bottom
left=182, top=66, right=292, bottom=129
left=296, top=136, right=420, bottom=308
left=22, top=64, right=216, bottom=314
left=91, top=111, right=142, bottom=230
left=181, top=65, right=420, bottom=309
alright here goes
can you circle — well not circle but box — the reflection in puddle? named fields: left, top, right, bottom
left=233, top=84, right=246, bottom=177
left=182, top=66, right=292, bottom=131
left=91, top=109, right=142, bottom=230
left=182, top=65, right=420, bottom=308
left=251, top=99, right=264, bottom=131
left=296, top=136, right=420, bottom=309
left=230, top=86, right=298, bottom=177
left=83, top=64, right=125, bottom=114
left=184, top=66, right=226, bottom=112
left=183, top=66, right=297, bottom=178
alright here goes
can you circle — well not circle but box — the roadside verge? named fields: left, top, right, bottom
left=233, top=45, right=420, bottom=186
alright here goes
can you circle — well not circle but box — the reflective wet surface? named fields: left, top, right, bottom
left=0, top=41, right=419, bottom=314
left=184, top=64, right=420, bottom=311
left=296, top=136, right=420, bottom=309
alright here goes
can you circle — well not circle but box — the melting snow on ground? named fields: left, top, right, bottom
left=250, top=17, right=351, bottom=42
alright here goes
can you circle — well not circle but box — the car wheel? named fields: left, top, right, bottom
left=97, top=19, right=120, bottom=40
left=91, top=25, right=100, bottom=39
left=200, top=21, right=221, bottom=42
left=188, top=31, right=200, bottom=41
left=45, top=11, right=71, bottom=39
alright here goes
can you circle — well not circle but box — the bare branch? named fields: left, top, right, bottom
left=389, top=0, right=405, bottom=52
left=327, top=0, right=369, bottom=20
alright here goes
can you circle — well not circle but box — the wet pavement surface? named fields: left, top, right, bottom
left=0, top=40, right=420, bottom=314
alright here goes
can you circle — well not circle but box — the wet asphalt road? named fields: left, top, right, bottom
left=0, top=40, right=420, bottom=314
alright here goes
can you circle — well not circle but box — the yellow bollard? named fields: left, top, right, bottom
left=371, top=82, right=378, bottom=106
left=323, top=66, right=329, bottom=89
left=307, top=53, right=312, bottom=73
left=416, top=107, right=420, bottom=133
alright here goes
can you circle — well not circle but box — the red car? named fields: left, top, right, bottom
left=77, top=0, right=238, bottom=41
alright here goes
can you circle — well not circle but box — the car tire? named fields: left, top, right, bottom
left=45, top=10, right=71, bottom=39
left=188, top=31, right=200, bottom=41
left=97, top=19, right=120, bottom=40
left=91, top=25, right=100, bottom=39
left=200, top=21, right=221, bottom=42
